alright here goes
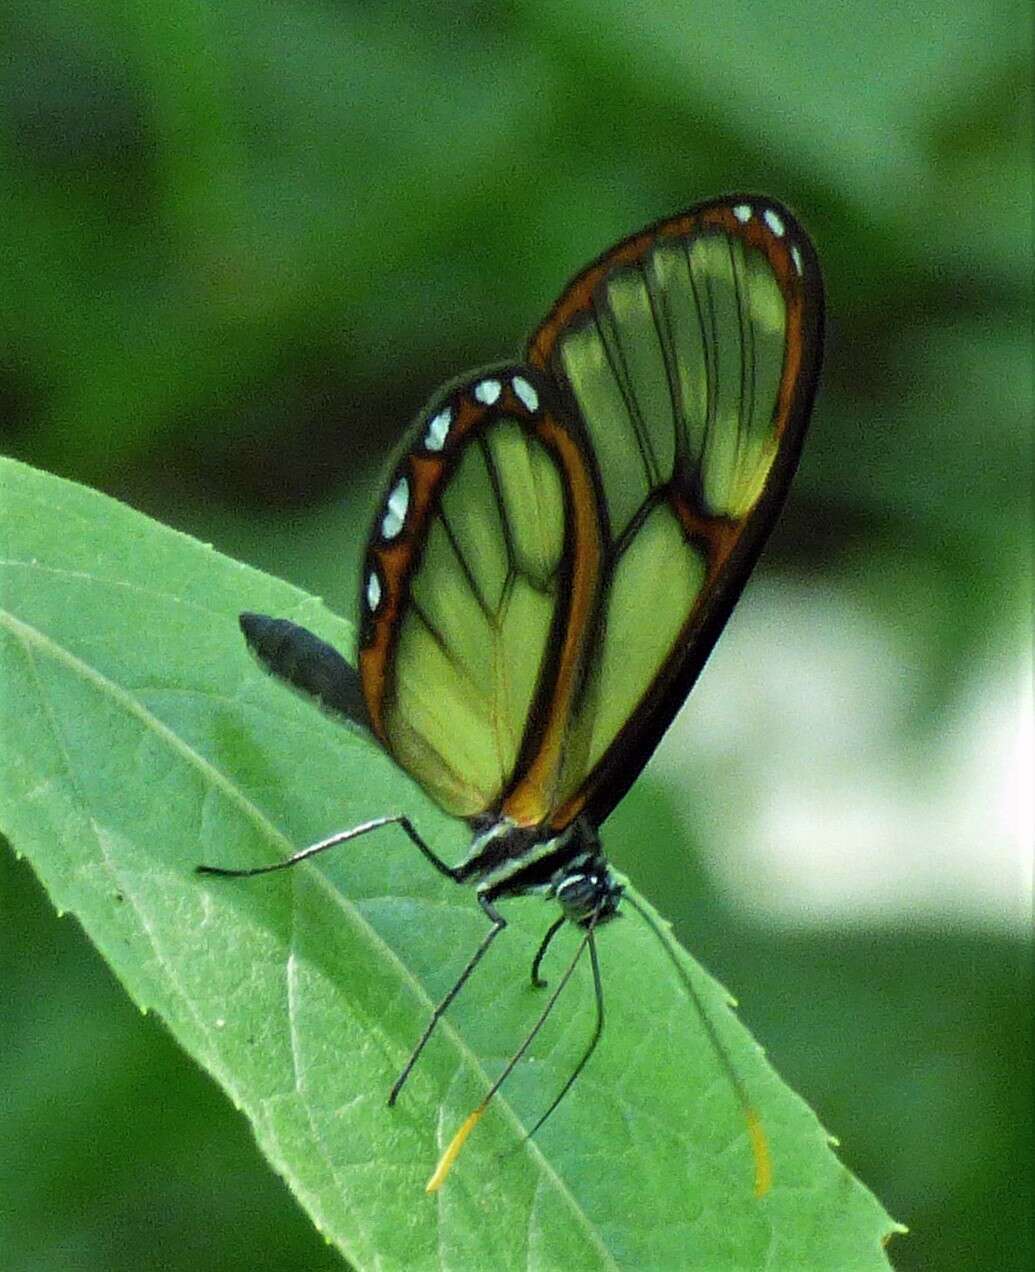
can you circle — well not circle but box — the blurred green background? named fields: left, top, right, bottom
left=1, top=1, right=1030, bottom=1269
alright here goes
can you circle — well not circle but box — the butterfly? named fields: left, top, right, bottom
left=199, top=194, right=824, bottom=1192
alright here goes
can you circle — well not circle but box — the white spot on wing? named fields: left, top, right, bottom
left=791, top=244, right=804, bottom=275
left=366, top=570, right=382, bottom=613
left=381, top=476, right=409, bottom=539
left=474, top=378, right=501, bottom=405
left=512, top=375, right=539, bottom=412
left=763, top=208, right=786, bottom=237
left=424, top=407, right=451, bottom=452
left=733, top=204, right=752, bottom=223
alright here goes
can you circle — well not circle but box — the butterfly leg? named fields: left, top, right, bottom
left=196, top=814, right=463, bottom=881
left=529, top=915, right=566, bottom=988
left=522, top=929, right=604, bottom=1143
left=388, top=894, right=507, bottom=1106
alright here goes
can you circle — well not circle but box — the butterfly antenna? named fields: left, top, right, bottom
left=426, top=918, right=597, bottom=1193
left=623, top=892, right=772, bottom=1198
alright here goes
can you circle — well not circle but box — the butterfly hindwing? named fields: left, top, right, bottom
left=358, top=369, right=605, bottom=823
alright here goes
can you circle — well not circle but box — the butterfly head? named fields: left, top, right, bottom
left=553, top=856, right=624, bottom=928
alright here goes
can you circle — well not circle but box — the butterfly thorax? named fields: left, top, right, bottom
left=459, top=814, right=624, bottom=927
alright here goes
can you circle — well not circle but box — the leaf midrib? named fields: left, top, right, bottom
left=0, top=602, right=621, bottom=1270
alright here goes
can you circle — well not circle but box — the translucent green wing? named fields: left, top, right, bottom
left=358, top=196, right=822, bottom=834
left=358, top=369, right=604, bottom=822
left=522, top=195, right=825, bottom=830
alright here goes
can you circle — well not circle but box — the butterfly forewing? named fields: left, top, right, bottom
left=526, top=196, right=824, bottom=829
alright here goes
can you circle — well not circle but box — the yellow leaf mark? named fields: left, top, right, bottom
left=746, top=1106, right=772, bottom=1198
left=425, top=1103, right=487, bottom=1193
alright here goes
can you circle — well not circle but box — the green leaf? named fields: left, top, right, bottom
left=0, top=457, right=900, bottom=1269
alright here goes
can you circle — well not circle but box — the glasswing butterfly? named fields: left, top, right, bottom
left=199, top=194, right=824, bottom=1191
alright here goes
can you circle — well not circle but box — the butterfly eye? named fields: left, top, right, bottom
left=555, top=871, right=596, bottom=913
